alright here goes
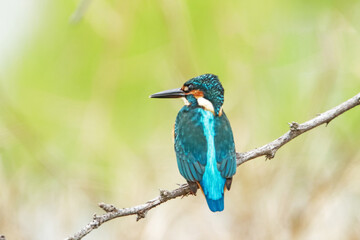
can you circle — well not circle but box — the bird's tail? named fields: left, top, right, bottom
left=205, top=195, right=224, bottom=212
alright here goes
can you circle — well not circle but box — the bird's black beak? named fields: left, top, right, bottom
left=150, top=88, right=185, bottom=98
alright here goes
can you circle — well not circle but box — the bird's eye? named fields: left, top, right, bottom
left=183, top=84, right=194, bottom=93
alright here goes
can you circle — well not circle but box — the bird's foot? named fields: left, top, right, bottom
left=187, top=181, right=199, bottom=195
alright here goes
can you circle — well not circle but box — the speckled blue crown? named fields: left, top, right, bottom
left=184, top=74, right=224, bottom=115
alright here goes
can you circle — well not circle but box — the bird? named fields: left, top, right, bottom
left=150, top=74, right=237, bottom=212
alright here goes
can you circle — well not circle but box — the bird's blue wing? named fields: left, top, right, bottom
left=174, top=107, right=207, bottom=182
left=214, top=112, right=237, bottom=178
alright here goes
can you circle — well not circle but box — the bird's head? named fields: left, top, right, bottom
left=150, top=74, right=224, bottom=116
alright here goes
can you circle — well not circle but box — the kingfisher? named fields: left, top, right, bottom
left=150, top=74, right=237, bottom=212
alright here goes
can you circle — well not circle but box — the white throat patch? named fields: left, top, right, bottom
left=197, top=97, right=215, bottom=114
left=182, top=97, right=190, bottom=106
left=182, top=96, right=222, bottom=115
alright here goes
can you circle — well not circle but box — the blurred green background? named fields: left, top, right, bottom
left=0, top=0, right=360, bottom=239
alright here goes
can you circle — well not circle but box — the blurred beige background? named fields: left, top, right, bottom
left=0, top=0, right=360, bottom=239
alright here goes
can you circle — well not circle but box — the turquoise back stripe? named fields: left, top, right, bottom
left=199, top=109, right=225, bottom=200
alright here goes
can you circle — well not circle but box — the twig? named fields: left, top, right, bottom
left=236, top=92, right=360, bottom=165
left=69, top=0, right=92, bottom=23
left=65, top=92, right=360, bottom=240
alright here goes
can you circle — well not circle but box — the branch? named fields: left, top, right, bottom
left=66, top=92, right=360, bottom=240
left=237, top=92, right=360, bottom=165
left=69, top=0, right=92, bottom=23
